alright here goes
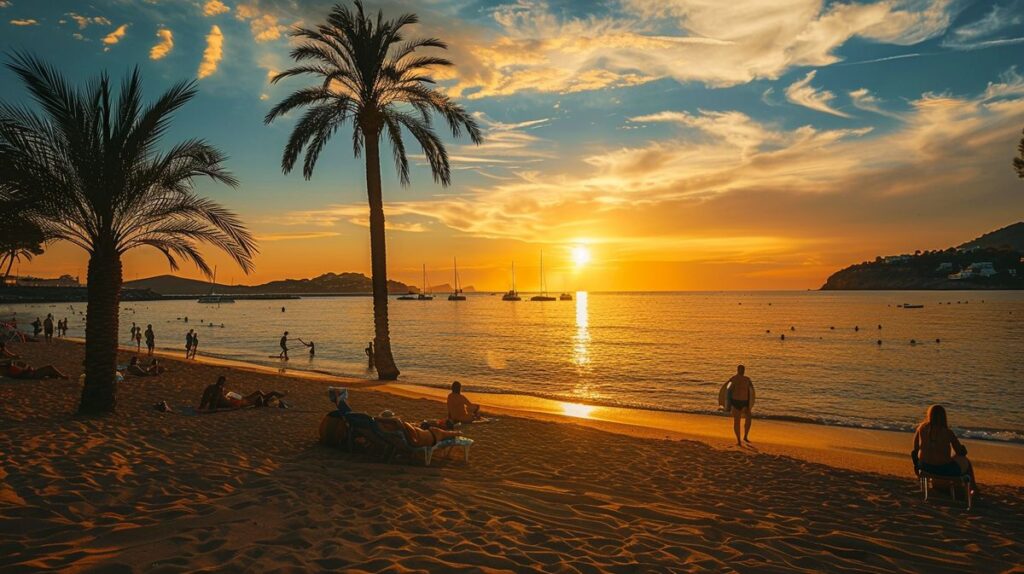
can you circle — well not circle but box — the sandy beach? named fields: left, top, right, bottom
left=2, top=339, right=1023, bottom=573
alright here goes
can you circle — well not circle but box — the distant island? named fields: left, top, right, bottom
left=821, top=222, right=1024, bottom=290
left=124, top=272, right=416, bottom=295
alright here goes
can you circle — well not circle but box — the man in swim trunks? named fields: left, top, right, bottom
left=726, top=365, right=754, bottom=446
left=3, top=360, right=69, bottom=380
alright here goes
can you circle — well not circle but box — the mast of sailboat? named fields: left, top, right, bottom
left=453, top=257, right=461, bottom=294
left=512, top=260, right=516, bottom=293
left=210, top=265, right=217, bottom=295
left=422, top=264, right=428, bottom=295
left=540, top=251, right=546, bottom=295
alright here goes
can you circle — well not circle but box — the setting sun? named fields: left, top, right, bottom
left=571, top=246, right=592, bottom=267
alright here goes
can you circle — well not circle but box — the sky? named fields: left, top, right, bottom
left=2, top=0, right=1023, bottom=291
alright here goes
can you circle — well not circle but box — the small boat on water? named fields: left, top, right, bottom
left=418, top=264, right=434, bottom=300
left=900, top=303, right=924, bottom=309
left=197, top=266, right=234, bottom=304
left=502, top=261, right=521, bottom=301
left=559, top=292, right=573, bottom=301
left=530, top=251, right=556, bottom=301
left=448, top=257, right=466, bottom=301
left=397, top=292, right=417, bottom=300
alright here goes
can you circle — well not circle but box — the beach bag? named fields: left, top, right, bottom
left=318, top=412, right=349, bottom=447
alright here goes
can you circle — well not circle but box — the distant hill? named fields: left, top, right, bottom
left=124, top=272, right=412, bottom=295
left=959, top=222, right=1024, bottom=252
left=822, top=222, right=1024, bottom=290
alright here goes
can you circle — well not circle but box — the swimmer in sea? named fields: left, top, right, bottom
left=297, top=338, right=315, bottom=357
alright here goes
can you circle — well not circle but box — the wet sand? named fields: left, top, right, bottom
left=1, top=339, right=1022, bottom=572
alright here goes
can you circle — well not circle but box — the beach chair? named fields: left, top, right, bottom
left=377, top=426, right=473, bottom=466
left=919, top=471, right=973, bottom=510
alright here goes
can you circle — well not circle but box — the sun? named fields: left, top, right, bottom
left=571, top=245, right=591, bottom=267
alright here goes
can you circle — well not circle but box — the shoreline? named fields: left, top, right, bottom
left=62, top=338, right=1024, bottom=487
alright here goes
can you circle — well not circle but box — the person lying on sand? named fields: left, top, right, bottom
left=126, top=357, right=162, bottom=377
left=446, top=381, right=484, bottom=424
left=2, top=360, right=70, bottom=380
left=376, top=410, right=462, bottom=447
left=913, top=404, right=978, bottom=495
left=199, top=375, right=287, bottom=411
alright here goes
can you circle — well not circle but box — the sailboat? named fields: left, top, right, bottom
left=502, top=261, right=521, bottom=301
left=448, top=257, right=466, bottom=301
left=531, top=252, right=556, bottom=301
left=559, top=292, right=573, bottom=301
left=418, top=264, right=434, bottom=300
left=197, top=266, right=234, bottom=303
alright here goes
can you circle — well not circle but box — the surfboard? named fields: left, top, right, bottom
left=718, top=380, right=755, bottom=411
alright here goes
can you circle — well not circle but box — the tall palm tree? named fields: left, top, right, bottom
left=1015, top=128, right=1024, bottom=179
left=265, top=0, right=482, bottom=380
left=0, top=53, right=257, bottom=414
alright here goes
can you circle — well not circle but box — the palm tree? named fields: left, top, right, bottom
left=265, top=0, right=482, bottom=380
left=0, top=216, right=46, bottom=279
left=0, top=53, right=257, bottom=414
left=1015, top=128, right=1024, bottom=179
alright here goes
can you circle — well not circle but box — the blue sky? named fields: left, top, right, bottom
left=3, top=0, right=1024, bottom=289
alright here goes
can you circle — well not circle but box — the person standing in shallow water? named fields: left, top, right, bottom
left=279, top=331, right=290, bottom=361
left=365, top=341, right=375, bottom=369
left=145, top=325, right=155, bottom=356
left=726, top=365, right=754, bottom=446
left=185, top=329, right=194, bottom=359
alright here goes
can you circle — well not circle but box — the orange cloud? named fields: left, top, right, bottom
left=197, top=25, right=223, bottom=79
left=102, top=23, right=128, bottom=49
left=203, top=0, right=230, bottom=17
left=10, top=18, right=37, bottom=26
left=149, top=28, right=173, bottom=60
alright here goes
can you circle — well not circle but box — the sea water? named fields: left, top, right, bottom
left=7, top=290, right=1023, bottom=441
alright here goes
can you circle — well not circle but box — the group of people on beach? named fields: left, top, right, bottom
left=129, top=322, right=156, bottom=356
left=27, top=314, right=69, bottom=343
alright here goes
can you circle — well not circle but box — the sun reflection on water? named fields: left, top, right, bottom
left=573, top=291, right=590, bottom=369
left=561, top=402, right=595, bottom=419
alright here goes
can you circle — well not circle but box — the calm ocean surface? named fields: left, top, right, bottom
left=7, top=291, right=1023, bottom=441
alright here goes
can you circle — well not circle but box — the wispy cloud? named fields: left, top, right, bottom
left=9, top=18, right=36, bottom=26
left=66, top=12, right=111, bottom=29
left=256, top=232, right=341, bottom=242
left=0, top=1, right=11, bottom=8
left=102, top=24, right=128, bottom=50
left=785, top=71, right=852, bottom=118
left=202, top=0, right=230, bottom=17
left=849, top=88, right=902, bottom=119
left=197, top=25, right=223, bottom=79
left=149, top=28, right=173, bottom=60
left=944, top=2, right=1024, bottom=50
left=236, top=4, right=286, bottom=42
left=439, top=0, right=957, bottom=99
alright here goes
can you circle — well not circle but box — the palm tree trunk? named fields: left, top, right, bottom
left=79, top=240, right=122, bottom=414
left=364, top=128, right=400, bottom=380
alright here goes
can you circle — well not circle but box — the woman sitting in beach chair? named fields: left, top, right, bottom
left=376, top=410, right=463, bottom=448
left=913, top=405, right=978, bottom=497
left=1, top=360, right=70, bottom=380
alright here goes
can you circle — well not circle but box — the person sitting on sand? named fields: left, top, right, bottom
left=2, top=360, right=70, bottom=380
left=199, top=375, right=287, bottom=410
left=376, top=410, right=463, bottom=447
left=447, top=381, right=483, bottom=424
left=726, top=365, right=754, bottom=446
left=147, top=358, right=165, bottom=374
left=913, top=404, right=978, bottom=494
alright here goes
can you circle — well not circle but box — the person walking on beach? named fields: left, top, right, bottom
left=185, top=329, right=194, bottom=359
left=134, top=327, right=142, bottom=351
left=31, top=317, right=42, bottom=338
left=726, top=365, right=754, bottom=446
left=43, top=314, right=54, bottom=343
left=279, top=331, right=290, bottom=361
left=190, top=333, right=199, bottom=359
left=365, top=341, right=375, bottom=369
left=129, top=322, right=137, bottom=343
left=145, top=325, right=155, bottom=356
